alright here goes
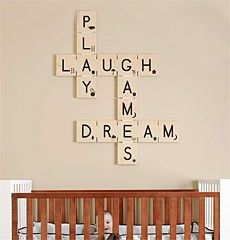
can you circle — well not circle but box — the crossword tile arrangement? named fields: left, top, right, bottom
left=55, top=10, right=178, bottom=165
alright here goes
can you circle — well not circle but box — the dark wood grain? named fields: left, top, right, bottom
left=165, top=198, right=169, bottom=224
left=198, top=197, right=205, bottom=240
left=184, top=197, right=191, bottom=240
left=12, top=196, right=18, bottom=240
left=49, top=198, right=54, bottom=223
left=40, top=198, right=47, bottom=240
left=113, top=198, right=119, bottom=235
left=170, top=197, right=177, bottom=240
left=214, top=195, right=220, bottom=240
left=55, top=198, right=62, bottom=240
left=127, top=198, right=134, bottom=240
left=27, top=198, right=33, bottom=240
left=84, top=198, right=90, bottom=240
left=97, top=198, right=104, bottom=240
left=154, top=198, right=162, bottom=240
left=141, top=198, right=148, bottom=240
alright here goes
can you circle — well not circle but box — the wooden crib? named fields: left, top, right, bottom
left=12, top=189, right=220, bottom=240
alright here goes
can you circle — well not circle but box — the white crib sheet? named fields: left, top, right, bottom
left=18, top=222, right=214, bottom=240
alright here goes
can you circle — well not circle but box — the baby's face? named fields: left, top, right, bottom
left=104, top=212, right=113, bottom=233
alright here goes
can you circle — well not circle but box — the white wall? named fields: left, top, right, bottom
left=220, top=179, right=230, bottom=240
left=0, top=2, right=3, bottom=176
left=0, top=1, right=229, bottom=189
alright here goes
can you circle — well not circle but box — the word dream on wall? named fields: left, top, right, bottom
left=55, top=10, right=179, bottom=165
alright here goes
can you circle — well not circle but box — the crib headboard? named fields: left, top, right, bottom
left=12, top=189, right=220, bottom=240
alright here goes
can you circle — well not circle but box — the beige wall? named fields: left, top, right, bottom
left=0, top=1, right=229, bottom=189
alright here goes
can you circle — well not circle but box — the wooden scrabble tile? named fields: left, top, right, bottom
left=138, top=120, right=159, bottom=142
left=97, top=54, right=118, bottom=76
left=117, top=99, right=138, bottom=120
left=76, top=77, right=97, bottom=98
left=97, top=120, right=118, bottom=142
left=117, top=120, right=138, bottom=143
left=117, top=54, right=138, bottom=76
left=117, top=143, right=138, bottom=165
left=76, top=33, right=97, bottom=55
left=76, top=55, right=97, bottom=76
left=138, top=54, right=157, bottom=76
left=56, top=54, right=77, bottom=76
left=158, top=120, right=179, bottom=142
left=76, top=10, right=97, bottom=33
left=117, top=77, right=138, bottom=98
left=76, top=120, right=97, bottom=142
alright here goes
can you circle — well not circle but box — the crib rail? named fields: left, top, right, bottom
left=12, top=190, right=220, bottom=240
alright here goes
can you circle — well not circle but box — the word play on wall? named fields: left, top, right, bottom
left=55, top=11, right=178, bottom=165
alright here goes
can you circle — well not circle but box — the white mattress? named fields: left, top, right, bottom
left=18, top=222, right=213, bottom=240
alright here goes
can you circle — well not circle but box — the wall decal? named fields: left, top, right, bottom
left=55, top=10, right=178, bottom=165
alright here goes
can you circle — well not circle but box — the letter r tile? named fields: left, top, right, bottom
left=97, top=120, right=118, bottom=142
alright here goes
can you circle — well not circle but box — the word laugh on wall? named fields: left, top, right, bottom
left=55, top=11, right=178, bottom=165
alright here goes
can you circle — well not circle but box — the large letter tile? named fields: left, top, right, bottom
left=138, top=120, right=159, bottom=142
left=117, top=77, right=138, bottom=98
left=118, top=120, right=138, bottom=143
left=76, top=33, right=97, bottom=54
left=76, top=120, right=97, bottom=142
left=158, top=120, right=179, bottom=142
left=76, top=10, right=97, bottom=33
left=56, top=54, right=77, bottom=76
left=97, top=120, right=118, bottom=142
left=97, top=54, right=118, bottom=76
left=117, top=143, right=138, bottom=165
left=117, top=54, right=138, bottom=76
left=117, top=99, right=138, bottom=120
left=77, top=55, right=97, bottom=76
left=138, top=54, right=157, bottom=76
left=76, top=77, right=97, bottom=98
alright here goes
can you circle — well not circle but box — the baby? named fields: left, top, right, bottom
left=96, top=211, right=113, bottom=233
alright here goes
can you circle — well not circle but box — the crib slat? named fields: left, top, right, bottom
left=113, top=198, right=119, bottom=235
left=37, top=198, right=41, bottom=222
left=69, top=198, right=76, bottom=240
left=152, top=198, right=155, bottom=225
left=141, top=198, right=148, bottom=240
left=127, top=198, right=134, bottom=240
left=12, top=197, right=18, bottom=240
left=41, top=198, right=47, bottom=240
left=184, top=197, right=191, bottom=240
left=198, top=197, right=205, bottom=240
left=84, top=198, right=90, bottom=240
left=154, top=198, right=162, bottom=240
left=27, top=198, right=33, bottom=240
left=119, top=198, right=123, bottom=224
left=97, top=198, right=104, bottom=240
left=49, top=198, right=54, bottom=223
left=177, top=197, right=181, bottom=223
left=170, top=197, right=177, bottom=240
left=107, top=198, right=112, bottom=214
left=165, top=198, right=169, bottom=224
left=214, top=196, right=219, bottom=237
left=214, top=196, right=220, bottom=240
left=55, top=198, right=62, bottom=240
left=61, top=198, right=66, bottom=222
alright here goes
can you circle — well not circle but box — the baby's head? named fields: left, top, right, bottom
left=96, top=211, right=113, bottom=233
